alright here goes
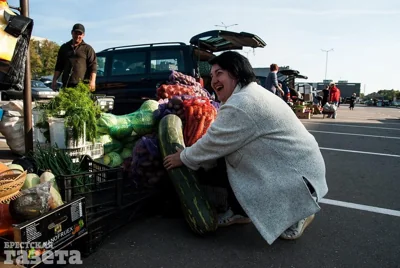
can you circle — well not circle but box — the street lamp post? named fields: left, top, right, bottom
left=214, top=22, right=238, bottom=30
left=321, top=48, right=334, bottom=80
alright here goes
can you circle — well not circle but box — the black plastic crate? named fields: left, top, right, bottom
left=56, top=155, right=124, bottom=222
left=74, top=191, right=154, bottom=256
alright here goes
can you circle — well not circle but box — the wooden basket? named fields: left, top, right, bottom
left=0, top=170, right=27, bottom=204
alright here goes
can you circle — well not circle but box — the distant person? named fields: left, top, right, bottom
left=321, top=85, right=329, bottom=106
left=52, top=23, right=97, bottom=91
left=349, top=93, right=357, bottom=110
left=265, top=64, right=284, bottom=98
left=327, top=82, right=340, bottom=119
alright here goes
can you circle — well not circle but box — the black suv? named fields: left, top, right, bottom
left=94, top=30, right=266, bottom=115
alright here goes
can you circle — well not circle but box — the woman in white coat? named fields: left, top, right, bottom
left=163, top=51, right=328, bottom=245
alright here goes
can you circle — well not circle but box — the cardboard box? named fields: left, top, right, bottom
left=296, top=111, right=311, bottom=119
left=294, top=107, right=306, bottom=113
left=1, top=197, right=87, bottom=268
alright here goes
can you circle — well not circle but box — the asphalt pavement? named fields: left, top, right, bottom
left=1, top=103, right=399, bottom=268
left=64, top=104, right=400, bottom=268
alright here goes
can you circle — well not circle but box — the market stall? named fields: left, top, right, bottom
left=277, top=69, right=317, bottom=119
left=0, top=1, right=228, bottom=262
left=0, top=68, right=229, bottom=266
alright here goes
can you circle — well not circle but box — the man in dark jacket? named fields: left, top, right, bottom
left=322, top=85, right=329, bottom=106
left=52, top=23, right=97, bottom=91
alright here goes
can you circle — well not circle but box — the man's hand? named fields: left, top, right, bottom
left=89, top=80, right=96, bottom=92
left=51, top=81, right=58, bottom=91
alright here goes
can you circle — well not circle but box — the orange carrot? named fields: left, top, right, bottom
left=190, top=115, right=206, bottom=145
left=187, top=119, right=199, bottom=146
left=183, top=106, right=194, bottom=144
left=196, top=106, right=203, bottom=120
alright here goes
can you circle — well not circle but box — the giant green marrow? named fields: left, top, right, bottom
left=158, top=114, right=217, bottom=234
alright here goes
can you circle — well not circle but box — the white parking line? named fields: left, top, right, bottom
left=309, top=130, right=400, bottom=140
left=320, top=147, right=400, bottom=158
left=318, top=118, right=400, bottom=125
left=303, top=121, right=400, bottom=131
left=320, top=198, right=400, bottom=217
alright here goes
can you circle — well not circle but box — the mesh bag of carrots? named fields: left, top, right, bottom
left=183, top=97, right=217, bottom=147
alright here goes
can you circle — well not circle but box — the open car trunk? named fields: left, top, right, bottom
left=190, top=30, right=267, bottom=52
left=191, top=30, right=267, bottom=94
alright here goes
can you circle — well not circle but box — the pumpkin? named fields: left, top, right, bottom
left=0, top=162, right=10, bottom=174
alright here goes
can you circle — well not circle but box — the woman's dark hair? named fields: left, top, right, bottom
left=209, top=51, right=256, bottom=86
left=270, top=63, right=278, bottom=71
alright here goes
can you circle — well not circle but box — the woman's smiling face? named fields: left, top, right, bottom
left=210, top=64, right=238, bottom=103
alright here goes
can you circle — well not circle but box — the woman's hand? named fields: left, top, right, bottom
left=163, top=147, right=183, bottom=170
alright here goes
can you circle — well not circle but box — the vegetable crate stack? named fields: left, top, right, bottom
left=3, top=143, right=132, bottom=257
left=28, top=141, right=141, bottom=254
left=0, top=160, right=87, bottom=267
left=95, top=70, right=225, bottom=236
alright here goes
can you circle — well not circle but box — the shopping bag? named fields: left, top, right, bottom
left=0, top=9, right=33, bottom=91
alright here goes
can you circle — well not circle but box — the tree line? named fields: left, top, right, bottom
left=364, top=90, right=400, bottom=101
left=29, top=39, right=60, bottom=79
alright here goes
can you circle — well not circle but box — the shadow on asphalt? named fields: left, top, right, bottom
left=64, top=117, right=400, bottom=268
left=1, top=104, right=399, bottom=268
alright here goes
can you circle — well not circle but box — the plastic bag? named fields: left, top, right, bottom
left=109, top=117, right=135, bottom=140
left=0, top=1, right=18, bottom=62
left=103, top=152, right=123, bottom=167
left=9, top=181, right=51, bottom=221
left=97, top=100, right=158, bottom=138
left=130, top=110, right=155, bottom=136
left=130, top=134, right=166, bottom=188
left=97, top=134, right=123, bottom=154
left=323, top=103, right=337, bottom=112
left=0, top=101, right=25, bottom=155
left=139, top=99, right=159, bottom=112
left=0, top=9, right=34, bottom=91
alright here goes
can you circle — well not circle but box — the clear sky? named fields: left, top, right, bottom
left=8, top=0, right=400, bottom=94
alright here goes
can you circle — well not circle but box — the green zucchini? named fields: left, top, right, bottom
left=158, top=114, right=217, bottom=235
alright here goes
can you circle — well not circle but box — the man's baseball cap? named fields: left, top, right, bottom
left=72, top=23, right=85, bottom=33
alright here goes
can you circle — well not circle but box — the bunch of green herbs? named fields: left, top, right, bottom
left=46, top=82, right=101, bottom=143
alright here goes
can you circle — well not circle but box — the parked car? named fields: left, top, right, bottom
left=1, top=80, right=58, bottom=100
left=40, top=77, right=63, bottom=91
left=94, top=30, right=267, bottom=115
left=391, top=101, right=400, bottom=107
